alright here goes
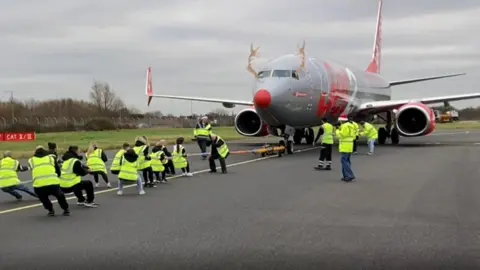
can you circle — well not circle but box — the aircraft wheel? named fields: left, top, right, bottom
left=391, top=129, right=399, bottom=145
left=293, top=131, right=303, bottom=144
left=305, top=128, right=314, bottom=144
left=378, top=128, right=387, bottom=145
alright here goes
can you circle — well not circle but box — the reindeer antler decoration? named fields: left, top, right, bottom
left=296, top=40, right=306, bottom=73
left=247, top=43, right=260, bottom=78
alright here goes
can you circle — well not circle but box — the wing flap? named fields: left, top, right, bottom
left=389, top=73, right=466, bottom=86
left=358, top=93, right=480, bottom=113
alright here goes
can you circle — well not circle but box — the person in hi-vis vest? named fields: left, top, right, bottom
left=133, top=136, right=154, bottom=187
left=206, top=134, right=229, bottom=174
left=29, top=145, right=70, bottom=216
left=0, top=150, right=37, bottom=200
left=86, top=142, right=110, bottom=188
left=117, top=148, right=145, bottom=196
left=313, top=118, right=335, bottom=170
left=172, top=137, right=192, bottom=177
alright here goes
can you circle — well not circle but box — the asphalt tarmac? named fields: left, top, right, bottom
left=1, top=130, right=480, bottom=269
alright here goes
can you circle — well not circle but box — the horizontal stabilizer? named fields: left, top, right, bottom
left=389, top=73, right=466, bottom=86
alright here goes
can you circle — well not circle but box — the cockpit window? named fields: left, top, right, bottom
left=292, top=70, right=299, bottom=80
left=257, top=70, right=271, bottom=78
left=272, top=70, right=292, bottom=78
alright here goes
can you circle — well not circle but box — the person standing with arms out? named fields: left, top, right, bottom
left=349, top=117, right=360, bottom=155
left=336, top=118, right=356, bottom=182
left=193, top=116, right=212, bottom=160
left=159, top=140, right=175, bottom=176
left=0, top=150, right=37, bottom=201
left=86, top=142, right=111, bottom=188
left=29, top=145, right=70, bottom=216
left=359, top=120, right=378, bottom=155
left=313, top=118, right=335, bottom=170
left=150, top=142, right=168, bottom=183
left=206, top=134, right=229, bottom=174
left=172, top=137, right=193, bottom=177
left=110, top=143, right=130, bottom=175
left=60, top=146, right=98, bottom=207
left=117, top=148, right=145, bottom=196
left=133, top=136, right=154, bottom=187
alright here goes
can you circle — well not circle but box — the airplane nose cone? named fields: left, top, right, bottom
left=253, top=89, right=271, bottom=109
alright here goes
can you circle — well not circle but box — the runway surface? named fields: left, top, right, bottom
left=1, top=130, right=480, bottom=269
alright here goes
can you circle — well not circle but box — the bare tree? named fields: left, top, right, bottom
left=89, top=81, right=125, bottom=114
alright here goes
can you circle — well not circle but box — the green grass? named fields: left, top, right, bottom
left=3, top=127, right=244, bottom=159
left=374, top=121, right=480, bottom=130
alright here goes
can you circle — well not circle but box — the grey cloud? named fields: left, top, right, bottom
left=1, top=0, right=480, bottom=114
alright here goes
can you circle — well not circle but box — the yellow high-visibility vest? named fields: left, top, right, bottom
left=28, top=156, right=60, bottom=187
left=59, top=158, right=81, bottom=188
left=0, top=157, right=21, bottom=188
left=86, top=148, right=106, bottom=173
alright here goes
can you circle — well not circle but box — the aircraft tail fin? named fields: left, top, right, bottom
left=146, top=67, right=153, bottom=106
left=366, top=0, right=383, bottom=74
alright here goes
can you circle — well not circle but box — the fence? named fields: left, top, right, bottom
left=0, top=116, right=235, bottom=130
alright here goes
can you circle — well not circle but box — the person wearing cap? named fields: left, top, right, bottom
left=133, top=136, right=155, bottom=187
left=313, top=118, right=335, bottom=170
left=60, top=146, right=98, bottom=207
left=110, top=143, right=130, bottom=175
left=0, top=150, right=37, bottom=200
left=86, top=141, right=111, bottom=188
left=336, top=117, right=356, bottom=182
left=193, top=116, right=212, bottom=160
left=206, top=133, right=229, bottom=173
left=28, top=145, right=70, bottom=216
left=359, top=120, right=378, bottom=155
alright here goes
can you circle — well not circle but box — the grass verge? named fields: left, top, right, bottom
left=3, top=127, right=244, bottom=159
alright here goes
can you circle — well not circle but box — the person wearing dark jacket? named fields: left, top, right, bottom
left=60, top=146, right=98, bottom=208
left=206, top=134, right=229, bottom=174
left=133, top=136, right=154, bottom=187
left=117, top=148, right=145, bottom=195
left=150, top=142, right=168, bottom=183
left=159, top=139, right=175, bottom=175
left=28, top=145, right=69, bottom=216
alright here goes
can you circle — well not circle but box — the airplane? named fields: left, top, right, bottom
left=145, top=0, right=480, bottom=153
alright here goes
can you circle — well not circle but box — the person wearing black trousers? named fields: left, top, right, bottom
left=159, top=139, right=175, bottom=176
left=133, top=136, right=154, bottom=187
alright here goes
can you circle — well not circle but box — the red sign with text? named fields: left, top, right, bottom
left=0, top=132, right=36, bottom=142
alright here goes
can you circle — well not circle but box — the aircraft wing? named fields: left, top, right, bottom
left=358, top=93, right=480, bottom=114
left=145, top=67, right=253, bottom=107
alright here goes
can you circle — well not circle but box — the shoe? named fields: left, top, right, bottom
left=186, top=173, right=193, bottom=177
left=77, top=201, right=85, bottom=206
left=84, top=202, right=99, bottom=208
left=117, top=190, right=123, bottom=196
left=62, top=210, right=70, bottom=216
left=209, top=170, right=217, bottom=173
left=181, top=173, right=186, bottom=176
left=367, top=152, right=373, bottom=156
left=161, top=179, right=168, bottom=184
left=325, top=167, right=332, bottom=170
left=221, top=170, right=227, bottom=174
left=150, top=183, right=157, bottom=188
left=16, top=196, right=23, bottom=201
left=47, top=211, right=55, bottom=217
left=139, top=190, right=146, bottom=195
left=314, top=166, right=324, bottom=170
left=106, top=182, right=112, bottom=188
left=95, top=183, right=100, bottom=188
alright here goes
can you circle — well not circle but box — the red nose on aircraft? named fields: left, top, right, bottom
left=253, top=89, right=271, bottom=109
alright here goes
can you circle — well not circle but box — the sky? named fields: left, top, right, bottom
left=1, top=0, right=479, bottom=116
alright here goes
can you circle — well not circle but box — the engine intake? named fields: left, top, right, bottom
left=394, top=103, right=435, bottom=137
left=234, top=108, right=269, bottom=137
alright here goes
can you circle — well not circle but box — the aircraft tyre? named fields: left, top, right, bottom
left=378, top=128, right=387, bottom=145
left=391, top=129, right=399, bottom=145
left=305, top=128, right=314, bottom=145
left=293, top=131, right=303, bottom=144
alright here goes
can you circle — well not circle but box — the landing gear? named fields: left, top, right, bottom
left=377, top=111, right=400, bottom=145
left=293, top=128, right=314, bottom=145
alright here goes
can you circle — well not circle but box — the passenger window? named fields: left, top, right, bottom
left=272, top=70, right=292, bottom=78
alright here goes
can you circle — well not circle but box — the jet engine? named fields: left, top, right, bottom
left=234, top=107, right=269, bottom=137
left=394, top=103, right=436, bottom=137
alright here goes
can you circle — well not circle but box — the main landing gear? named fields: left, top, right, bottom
left=377, top=111, right=400, bottom=145
left=278, top=126, right=315, bottom=155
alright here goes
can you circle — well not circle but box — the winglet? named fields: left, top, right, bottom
left=146, top=67, right=153, bottom=106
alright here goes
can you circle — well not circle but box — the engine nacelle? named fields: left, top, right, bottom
left=234, top=108, right=269, bottom=137
left=394, top=103, right=436, bottom=137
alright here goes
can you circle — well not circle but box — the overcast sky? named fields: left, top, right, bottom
left=1, top=0, right=479, bottom=115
